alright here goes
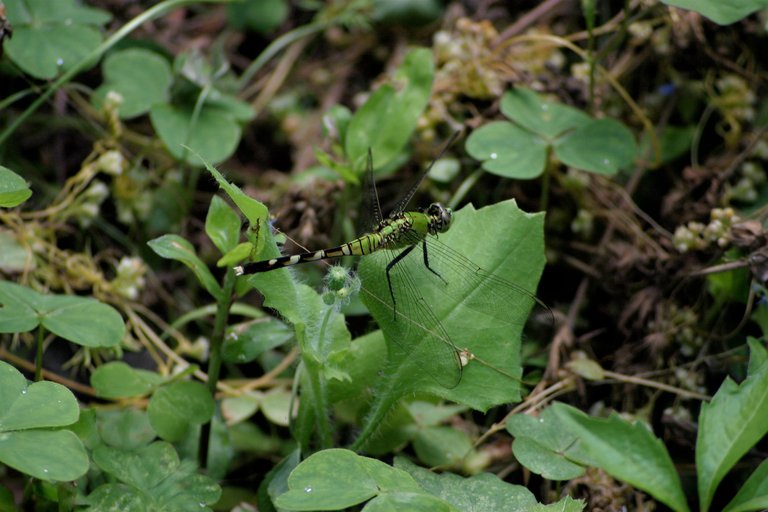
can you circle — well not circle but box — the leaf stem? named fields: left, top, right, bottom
left=34, top=325, right=45, bottom=381
left=199, top=267, right=237, bottom=469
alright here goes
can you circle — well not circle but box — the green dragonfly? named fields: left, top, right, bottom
left=234, top=136, right=550, bottom=389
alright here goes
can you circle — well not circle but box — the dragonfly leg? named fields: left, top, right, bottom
left=386, top=244, right=416, bottom=320
left=421, top=240, right=447, bottom=285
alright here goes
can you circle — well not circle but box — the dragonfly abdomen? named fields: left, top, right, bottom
left=234, top=233, right=384, bottom=275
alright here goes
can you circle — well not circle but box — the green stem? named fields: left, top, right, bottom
left=448, top=168, right=484, bottom=211
left=0, top=0, right=233, bottom=146
left=199, top=268, right=237, bottom=469
left=237, top=20, right=329, bottom=90
left=540, top=163, right=551, bottom=212
left=349, top=370, right=403, bottom=452
left=306, top=305, right=335, bottom=449
left=34, top=326, right=45, bottom=382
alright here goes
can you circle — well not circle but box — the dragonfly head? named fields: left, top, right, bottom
left=427, top=203, right=452, bottom=234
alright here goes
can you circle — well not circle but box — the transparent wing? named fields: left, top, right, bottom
left=419, top=233, right=554, bottom=339
left=360, top=245, right=464, bottom=389
left=359, top=226, right=552, bottom=388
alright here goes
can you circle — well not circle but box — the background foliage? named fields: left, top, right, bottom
left=1, top=0, right=768, bottom=511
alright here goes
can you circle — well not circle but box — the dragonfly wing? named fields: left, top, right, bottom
left=422, top=234, right=553, bottom=339
left=360, top=246, right=463, bottom=389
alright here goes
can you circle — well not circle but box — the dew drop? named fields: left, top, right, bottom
left=489, top=153, right=497, bottom=160
left=237, top=353, right=246, bottom=361
left=21, top=389, right=27, bottom=395
left=304, top=487, right=313, bottom=493
left=56, top=58, right=64, bottom=66
left=541, top=104, right=549, bottom=111
left=42, top=468, right=49, bottom=474
left=603, top=158, right=610, bottom=166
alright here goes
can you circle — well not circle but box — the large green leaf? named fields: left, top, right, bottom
left=697, top=360, right=768, bottom=512
left=358, top=199, right=546, bottom=411
left=551, top=402, right=690, bottom=512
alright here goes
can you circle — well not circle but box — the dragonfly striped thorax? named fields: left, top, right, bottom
left=233, top=203, right=452, bottom=275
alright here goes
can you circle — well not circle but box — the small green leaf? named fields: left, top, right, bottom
left=0, top=282, right=39, bottom=333
left=228, top=0, right=288, bottom=33
left=192, top=150, right=268, bottom=229
left=723, top=457, right=768, bottom=512
left=640, top=125, right=696, bottom=165
left=206, top=195, right=241, bottom=254
left=219, top=242, right=254, bottom=267
left=0, top=231, right=28, bottom=271
left=500, top=88, right=591, bottom=140
left=551, top=402, right=690, bottom=512
left=396, top=457, right=537, bottom=512
left=0, top=282, right=125, bottom=347
left=747, top=337, right=768, bottom=376
left=260, top=387, right=292, bottom=427
left=406, top=401, right=468, bottom=427
left=90, top=442, right=221, bottom=510
left=660, top=0, right=768, bottom=25
left=697, top=361, right=768, bottom=512
left=96, top=409, right=156, bottom=450
left=150, top=104, right=242, bottom=165
left=147, top=380, right=215, bottom=442
left=0, top=430, right=88, bottom=482
left=507, top=409, right=592, bottom=480
left=566, top=356, right=605, bottom=380
left=36, top=294, right=125, bottom=348
left=346, top=48, right=434, bottom=170
left=530, top=496, right=586, bottom=511
left=0, top=166, right=32, bottom=207
left=222, top=318, right=293, bottom=363
left=0, top=361, right=80, bottom=430
left=4, top=0, right=110, bottom=79
left=221, top=394, right=260, bottom=425
left=555, top=118, right=637, bottom=175
left=413, top=426, right=473, bottom=468
left=465, top=121, right=547, bottom=179
left=93, top=48, right=172, bottom=119
left=275, top=449, right=422, bottom=510
left=512, top=437, right=584, bottom=480
left=148, top=234, right=223, bottom=301
left=91, top=362, right=163, bottom=399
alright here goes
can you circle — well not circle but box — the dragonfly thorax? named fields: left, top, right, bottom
left=424, top=203, right=452, bottom=234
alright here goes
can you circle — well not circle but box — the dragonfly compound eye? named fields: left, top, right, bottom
left=428, top=203, right=452, bottom=233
